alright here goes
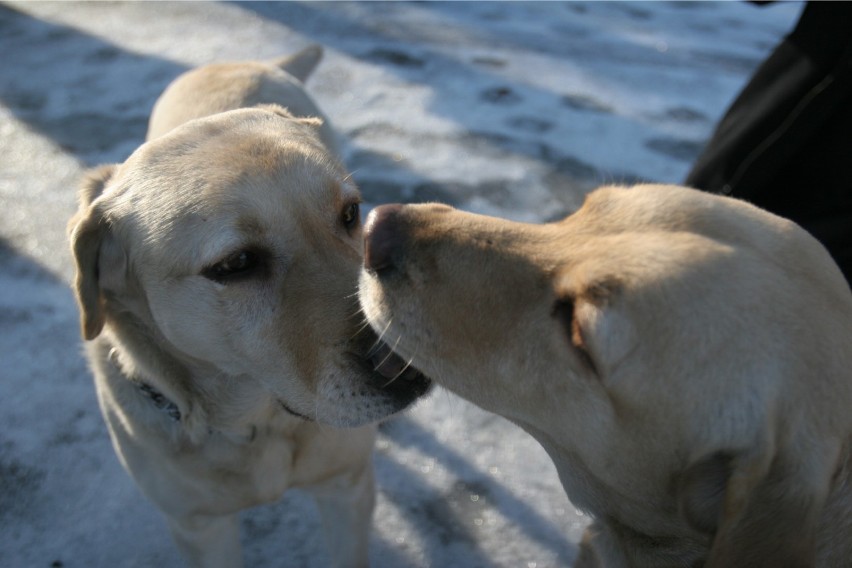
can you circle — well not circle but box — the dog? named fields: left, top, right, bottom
left=68, top=46, right=430, bottom=568
left=358, top=184, right=852, bottom=567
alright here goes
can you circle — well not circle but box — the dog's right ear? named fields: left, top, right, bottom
left=68, top=165, right=126, bottom=340
left=271, top=44, right=323, bottom=83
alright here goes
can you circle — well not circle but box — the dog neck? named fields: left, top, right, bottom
left=96, top=320, right=305, bottom=445
left=96, top=307, right=213, bottom=442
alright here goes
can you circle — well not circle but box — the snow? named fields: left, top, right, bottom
left=0, top=1, right=801, bottom=566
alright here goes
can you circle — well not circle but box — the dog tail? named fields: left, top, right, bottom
left=271, top=44, right=324, bottom=83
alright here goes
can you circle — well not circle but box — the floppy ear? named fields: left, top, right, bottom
left=256, top=103, right=325, bottom=129
left=678, top=444, right=827, bottom=568
left=270, top=44, right=323, bottom=83
left=551, top=272, right=636, bottom=378
left=68, top=165, right=126, bottom=340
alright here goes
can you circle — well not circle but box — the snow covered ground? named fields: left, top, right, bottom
left=0, top=2, right=802, bottom=566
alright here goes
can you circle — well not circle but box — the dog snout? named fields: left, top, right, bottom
left=364, top=204, right=406, bottom=273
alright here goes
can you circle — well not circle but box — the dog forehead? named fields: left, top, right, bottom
left=119, top=112, right=346, bottom=212
left=138, top=107, right=336, bottom=178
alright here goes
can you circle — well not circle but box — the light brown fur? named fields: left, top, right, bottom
left=68, top=47, right=429, bottom=568
left=358, top=184, right=852, bottom=567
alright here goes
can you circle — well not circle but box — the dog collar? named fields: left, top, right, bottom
left=137, top=381, right=182, bottom=422
left=108, top=347, right=182, bottom=422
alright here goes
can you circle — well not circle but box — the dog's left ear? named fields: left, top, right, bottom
left=68, top=165, right=127, bottom=340
left=256, top=103, right=324, bottom=130
left=551, top=270, right=636, bottom=378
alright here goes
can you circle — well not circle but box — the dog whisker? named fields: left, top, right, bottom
left=342, top=169, right=360, bottom=184
left=348, top=312, right=378, bottom=343
left=368, top=318, right=395, bottom=355
left=378, top=333, right=406, bottom=387
left=374, top=334, right=401, bottom=369
left=350, top=324, right=371, bottom=343
left=347, top=306, right=367, bottom=323
left=313, top=399, right=328, bottom=433
left=345, top=305, right=377, bottom=341
left=381, top=352, right=417, bottom=389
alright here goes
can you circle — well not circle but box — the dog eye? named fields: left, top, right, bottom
left=202, top=249, right=265, bottom=284
left=341, top=202, right=360, bottom=232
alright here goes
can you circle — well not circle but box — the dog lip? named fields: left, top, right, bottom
left=277, top=399, right=313, bottom=421
left=360, top=341, right=432, bottom=395
left=368, top=341, right=411, bottom=380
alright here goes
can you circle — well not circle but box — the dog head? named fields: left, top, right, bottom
left=69, top=106, right=430, bottom=428
left=357, top=199, right=645, bottom=427
left=358, top=184, right=852, bottom=565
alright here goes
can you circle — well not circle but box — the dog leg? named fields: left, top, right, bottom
left=573, top=525, right=605, bottom=568
left=306, top=462, right=375, bottom=568
left=577, top=518, right=710, bottom=568
left=167, top=514, right=243, bottom=568
left=573, top=521, right=634, bottom=568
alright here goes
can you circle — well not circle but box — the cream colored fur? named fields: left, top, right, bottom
left=358, top=184, right=852, bottom=567
left=68, top=47, right=424, bottom=568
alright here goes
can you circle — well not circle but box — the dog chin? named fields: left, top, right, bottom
left=311, top=350, right=433, bottom=428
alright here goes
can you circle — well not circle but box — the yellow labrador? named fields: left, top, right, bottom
left=358, top=184, right=852, bottom=567
left=68, top=47, right=430, bottom=568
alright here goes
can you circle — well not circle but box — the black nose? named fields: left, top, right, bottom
left=364, top=204, right=405, bottom=273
